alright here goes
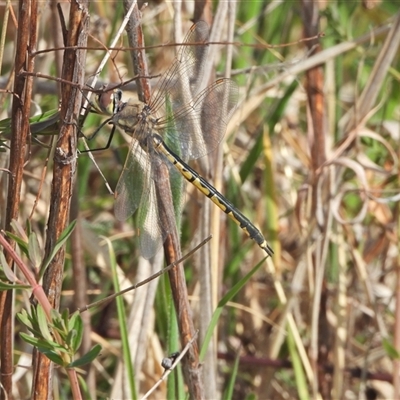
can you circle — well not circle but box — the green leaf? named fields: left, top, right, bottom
left=51, top=319, right=66, bottom=337
left=50, top=309, right=67, bottom=336
left=67, top=311, right=80, bottom=331
left=16, top=310, right=43, bottom=337
left=4, top=232, right=29, bottom=257
left=0, top=109, right=60, bottom=136
left=68, top=312, right=83, bottom=352
left=28, top=231, right=42, bottom=271
left=19, top=332, right=45, bottom=347
left=19, top=333, right=58, bottom=351
left=67, top=344, right=102, bottom=368
left=0, top=280, right=15, bottom=290
left=39, top=349, right=67, bottom=366
left=25, top=219, right=32, bottom=237
left=16, top=309, right=34, bottom=330
left=29, top=110, right=60, bottom=135
left=62, top=308, right=70, bottom=328
left=0, top=250, right=17, bottom=283
left=0, top=281, right=30, bottom=290
left=0, top=140, right=8, bottom=152
left=66, top=330, right=78, bottom=350
left=36, top=304, right=53, bottom=342
left=0, top=254, right=30, bottom=289
left=39, top=220, right=76, bottom=277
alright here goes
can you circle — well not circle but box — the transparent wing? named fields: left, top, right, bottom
left=114, top=138, right=149, bottom=221
left=137, top=152, right=185, bottom=259
left=114, top=140, right=167, bottom=259
left=160, top=78, right=238, bottom=160
left=137, top=176, right=164, bottom=259
left=145, top=21, right=238, bottom=161
left=115, top=135, right=185, bottom=259
left=149, top=20, right=210, bottom=114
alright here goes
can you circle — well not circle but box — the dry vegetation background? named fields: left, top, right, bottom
left=0, top=1, right=399, bottom=399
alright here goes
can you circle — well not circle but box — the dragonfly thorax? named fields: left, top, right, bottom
left=112, top=99, right=148, bottom=134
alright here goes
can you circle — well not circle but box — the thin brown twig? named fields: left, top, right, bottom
left=29, top=33, right=326, bottom=57
left=141, top=331, right=199, bottom=400
left=18, top=71, right=145, bottom=93
left=76, top=236, right=212, bottom=313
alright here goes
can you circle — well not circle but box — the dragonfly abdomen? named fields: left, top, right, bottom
left=152, top=134, right=274, bottom=257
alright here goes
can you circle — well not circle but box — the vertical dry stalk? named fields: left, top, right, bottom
left=122, top=2, right=204, bottom=397
left=30, top=2, right=89, bottom=399
left=193, top=6, right=233, bottom=398
left=156, top=162, right=204, bottom=399
left=0, top=0, right=38, bottom=398
left=300, top=0, right=329, bottom=398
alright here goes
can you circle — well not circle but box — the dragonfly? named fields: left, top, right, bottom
left=99, top=21, right=273, bottom=259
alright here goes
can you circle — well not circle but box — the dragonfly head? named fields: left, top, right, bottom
left=95, top=88, right=123, bottom=115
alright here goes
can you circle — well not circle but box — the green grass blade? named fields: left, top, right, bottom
left=105, top=237, right=137, bottom=400
left=222, top=348, right=240, bottom=400
left=287, top=325, right=310, bottom=400
left=200, top=258, right=266, bottom=362
left=166, top=300, right=185, bottom=400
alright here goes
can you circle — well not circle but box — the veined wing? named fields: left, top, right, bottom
left=115, top=143, right=166, bottom=259
left=136, top=150, right=185, bottom=259
left=114, top=22, right=238, bottom=163
left=114, top=136, right=169, bottom=259
left=114, top=127, right=185, bottom=258
left=114, top=137, right=150, bottom=221
left=158, top=78, right=238, bottom=161
left=149, top=21, right=210, bottom=114
left=145, top=21, right=239, bottom=161
left=135, top=173, right=164, bottom=259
